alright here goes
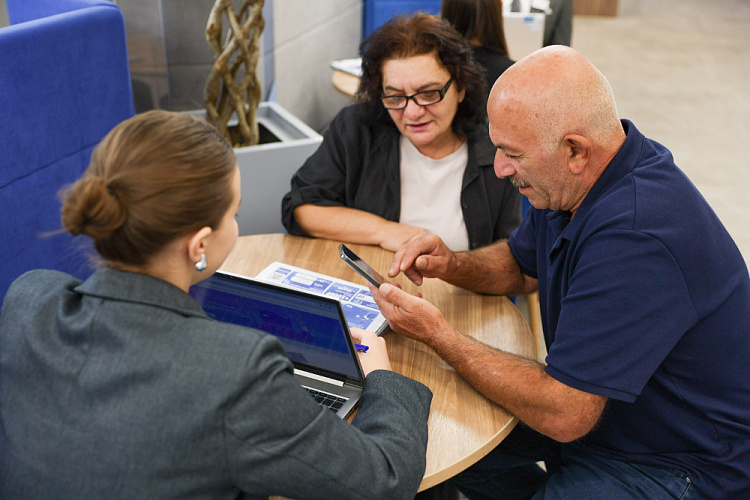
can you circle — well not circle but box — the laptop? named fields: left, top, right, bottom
left=188, top=270, right=365, bottom=418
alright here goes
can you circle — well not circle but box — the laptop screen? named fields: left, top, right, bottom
left=189, top=272, right=362, bottom=381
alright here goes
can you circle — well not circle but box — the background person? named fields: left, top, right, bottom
left=538, top=0, right=573, bottom=47
left=0, top=110, right=432, bottom=500
left=370, top=46, right=750, bottom=499
left=441, top=0, right=515, bottom=91
left=282, top=13, right=521, bottom=253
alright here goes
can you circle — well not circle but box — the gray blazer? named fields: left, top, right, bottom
left=0, top=268, right=432, bottom=499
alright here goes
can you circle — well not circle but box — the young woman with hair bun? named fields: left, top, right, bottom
left=0, top=110, right=431, bottom=499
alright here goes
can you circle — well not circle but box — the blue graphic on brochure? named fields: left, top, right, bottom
left=254, top=262, right=388, bottom=334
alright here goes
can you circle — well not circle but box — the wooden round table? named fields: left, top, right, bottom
left=220, top=234, right=536, bottom=491
left=331, top=69, right=359, bottom=99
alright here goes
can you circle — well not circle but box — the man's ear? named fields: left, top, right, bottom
left=186, top=226, right=213, bottom=265
left=562, top=134, right=592, bottom=175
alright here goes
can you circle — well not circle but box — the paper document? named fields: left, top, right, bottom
left=256, top=262, right=388, bottom=335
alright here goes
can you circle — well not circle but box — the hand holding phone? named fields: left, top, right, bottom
left=338, top=244, right=389, bottom=287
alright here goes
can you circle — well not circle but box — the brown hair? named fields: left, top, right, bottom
left=61, top=110, right=236, bottom=267
left=441, top=0, right=510, bottom=57
left=356, top=12, right=488, bottom=137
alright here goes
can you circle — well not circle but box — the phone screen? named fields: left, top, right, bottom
left=338, top=244, right=389, bottom=287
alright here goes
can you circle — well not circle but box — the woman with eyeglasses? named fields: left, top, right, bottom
left=282, top=13, right=521, bottom=253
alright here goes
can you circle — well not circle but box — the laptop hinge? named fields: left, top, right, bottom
left=294, top=368, right=344, bottom=387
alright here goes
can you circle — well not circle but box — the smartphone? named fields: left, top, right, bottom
left=338, top=244, right=389, bottom=287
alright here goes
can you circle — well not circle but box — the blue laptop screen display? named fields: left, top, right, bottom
left=189, top=274, right=360, bottom=379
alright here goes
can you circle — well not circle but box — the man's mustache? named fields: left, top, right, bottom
left=510, top=177, right=531, bottom=189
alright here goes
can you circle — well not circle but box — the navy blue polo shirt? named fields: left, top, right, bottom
left=508, top=120, right=750, bottom=498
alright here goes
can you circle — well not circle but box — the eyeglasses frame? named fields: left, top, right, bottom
left=380, top=76, right=455, bottom=110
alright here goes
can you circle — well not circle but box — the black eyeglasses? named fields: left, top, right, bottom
left=380, top=77, right=455, bottom=110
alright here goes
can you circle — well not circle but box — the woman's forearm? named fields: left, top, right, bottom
left=293, top=204, right=425, bottom=251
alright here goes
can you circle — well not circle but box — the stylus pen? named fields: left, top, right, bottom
left=355, top=343, right=369, bottom=353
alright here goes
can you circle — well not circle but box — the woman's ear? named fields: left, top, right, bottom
left=186, top=226, right=213, bottom=266
left=562, top=134, right=592, bottom=175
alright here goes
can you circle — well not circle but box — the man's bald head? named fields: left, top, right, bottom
left=489, top=46, right=622, bottom=151
left=488, top=46, right=626, bottom=214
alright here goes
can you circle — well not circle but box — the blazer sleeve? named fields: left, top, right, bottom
left=224, top=334, right=432, bottom=500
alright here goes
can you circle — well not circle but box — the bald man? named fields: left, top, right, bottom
left=370, top=46, right=750, bottom=499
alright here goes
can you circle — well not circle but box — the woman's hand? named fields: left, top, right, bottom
left=349, top=327, right=391, bottom=376
left=376, top=224, right=431, bottom=253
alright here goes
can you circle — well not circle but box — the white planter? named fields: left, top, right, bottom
left=196, top=101, right=323, bottom=236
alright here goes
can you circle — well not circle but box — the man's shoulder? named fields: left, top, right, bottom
left=582, top=143, right=744, bottom=274
left=588, top=128, right=689, bottom=228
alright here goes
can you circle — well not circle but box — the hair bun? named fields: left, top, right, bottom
left=61, top=176, right=127, bottom=240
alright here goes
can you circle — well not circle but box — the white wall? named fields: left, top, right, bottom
left=6, top=1, right=362, bottom=133
left=118, top=0, right=362, bottom=132
left=272, top=0, right=361, bottom=131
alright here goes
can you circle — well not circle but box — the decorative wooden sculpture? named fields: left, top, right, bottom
left=205, top=0, right=265, bottom=147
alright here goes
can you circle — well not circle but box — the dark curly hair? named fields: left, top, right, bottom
left=356, top=12, right=488, bottom=138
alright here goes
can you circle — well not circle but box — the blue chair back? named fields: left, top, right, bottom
left=363, top=0, right=441, bottom=38
left=0, top=0, right=135, bottom=305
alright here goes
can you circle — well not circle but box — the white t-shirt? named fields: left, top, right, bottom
left=398, top=136, right=470, bottom=252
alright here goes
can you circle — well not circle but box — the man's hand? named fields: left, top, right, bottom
left=389, top=232, right=457, bottom=286
left=370, top=283, right=450, bottom=346
left=370, top=284, right=605, bottom=441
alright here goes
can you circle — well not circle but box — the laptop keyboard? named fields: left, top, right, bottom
left=303, top=386, right=348, bottom=413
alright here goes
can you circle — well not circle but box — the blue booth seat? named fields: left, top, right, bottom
left=0, top=0, right=134, bottom=305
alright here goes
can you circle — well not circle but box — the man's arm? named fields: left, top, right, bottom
left=293, top=204, right=427, bottom=252
left=390, top=232, right=537, bottom=296
left=371, top=283, right=606, bottom=442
